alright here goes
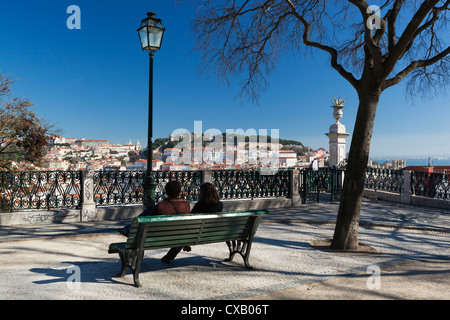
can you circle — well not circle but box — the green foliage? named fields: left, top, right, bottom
left=153, top=132, right=306, bottom=156
left=0, top=74, right=55, bottom=170
left=332, top=96, right=346, bottom=106
left=278, top=138, right=304, bottom=147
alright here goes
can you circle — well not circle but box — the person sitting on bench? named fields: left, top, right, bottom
left=161, top=182, right=223, bottom=264
left=117, top=180, right=190, bottom=236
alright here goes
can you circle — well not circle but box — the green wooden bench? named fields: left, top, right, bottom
left=108, top=210, right=268, bottom=287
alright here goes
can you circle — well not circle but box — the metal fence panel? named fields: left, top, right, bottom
left=0, top=171, right=81, bottom=212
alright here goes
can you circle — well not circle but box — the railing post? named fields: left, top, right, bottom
left=299, top=169, right=305, bottom=204
left=290, top=169, right=301, bottom=207
left=401, top=170, right=411, bottom=204
left=80, top=167, right=97, bottom=222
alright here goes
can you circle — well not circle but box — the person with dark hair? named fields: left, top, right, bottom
left=151, top=180, right=190, bottom=216
left=160, top=182, right=223, bottom=264
left=117, top=180, right=190, bottom=236
left=191, top=182, right=223, bottom=213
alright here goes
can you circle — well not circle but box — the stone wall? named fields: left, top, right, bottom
left=0, top=197, right=295, bottom=226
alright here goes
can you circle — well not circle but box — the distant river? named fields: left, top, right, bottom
left=372, top=158, right=450, bottom=167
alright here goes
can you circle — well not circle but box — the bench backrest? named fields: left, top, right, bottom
left=124, top=210, right=268, bottom=251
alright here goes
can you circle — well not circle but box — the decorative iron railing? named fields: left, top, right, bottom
left=211, top=169, right=291, bottom=200
left=0, top=171, right=81, bottom=212
left=0, top=169, right=292, bottom=212
left=301, top=167, right=404, bottom=204
left=93, top=170, right=203, bottom=206
left=91, top=169, right=291, bottom=206
left=411, top=171, right=450, bottom=200
left=93, top=170, right=145, bottom=206
left=2, top=167, right=449, bottom=213
left=301, top=168, right=344, bottom=203
left=364, top=168, right=403, bottom=194
left=153, top=170, right=203, bottom=203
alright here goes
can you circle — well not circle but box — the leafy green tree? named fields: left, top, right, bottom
left=0, top=75, right=56, bottom=170
left=128, top=150, right=140, bottom=163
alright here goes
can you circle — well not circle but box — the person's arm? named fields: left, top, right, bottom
left=140, top=203, right=156, bottom=216
left=150, top=202, right=164, bottom=215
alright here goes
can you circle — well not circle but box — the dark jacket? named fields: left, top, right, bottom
left=190, top=201, right=223, bottom=214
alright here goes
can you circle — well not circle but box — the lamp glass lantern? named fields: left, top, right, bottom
left=138, top=12, right=165, bottom=52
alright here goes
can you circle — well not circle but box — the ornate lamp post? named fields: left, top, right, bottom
left=137, top=12, right=166, bottom=208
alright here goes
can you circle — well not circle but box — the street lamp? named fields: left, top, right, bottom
left=137, top=12, right=165, bottom=208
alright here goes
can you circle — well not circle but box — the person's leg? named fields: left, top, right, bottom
left=161, top=247, right=183, bottom=264
left=117, top=225, right=130, bottom=236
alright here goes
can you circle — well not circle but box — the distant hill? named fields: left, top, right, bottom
left=151, top=134, right=307, bottom=156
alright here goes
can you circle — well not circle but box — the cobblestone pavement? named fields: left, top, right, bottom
left=0, top=199, right=448, bottom=301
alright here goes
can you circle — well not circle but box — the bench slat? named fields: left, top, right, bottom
left=143, top=228, right=203, bottom=238
left=146, top=220, right=250, bottom=236
left=135, top=211, right=266, bottom=223
left=140, top=216, right=250, bottom=229
left=143, top=224, right=203, bottom=232
left=143, top=229, right=249, bottom=244
left=142, top=233, right=249, bottom=249
left=142, top=224, right=248, bottom=240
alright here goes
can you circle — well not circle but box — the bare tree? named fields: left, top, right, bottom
left=191, top=0, right=450, bottom=249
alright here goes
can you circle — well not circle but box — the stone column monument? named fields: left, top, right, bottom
left=325, top=101, right=350, bottom=167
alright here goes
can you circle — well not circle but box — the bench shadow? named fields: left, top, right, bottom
left=29, top=260, right=127, bottom=286
left=29, top=254, right=245, bottom=288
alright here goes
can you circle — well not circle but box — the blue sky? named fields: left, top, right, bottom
left=0, top=0, right=449, bottom=158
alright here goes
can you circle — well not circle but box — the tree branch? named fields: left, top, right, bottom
left=382, top=45, right=450, bottom=90
left=346, top=0, right=386, bottom=73
left=387, top=0, right=405, bottom=52
left=383, top=0, right=441, bottom=77
left=284, top=0, right=359, bottom=90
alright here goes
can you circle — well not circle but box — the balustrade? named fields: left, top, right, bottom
left=1, top=167, right=449, bottom=213
left=0, top=171, right=81, bottom=212
left=411, top=171, right=450, bottom=200
left=1, top=168, right=293, bottom=212
left=364, top=168, right=403, bottom=194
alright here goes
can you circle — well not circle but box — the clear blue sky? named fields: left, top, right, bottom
left=1, top=1, right=449, bottom=158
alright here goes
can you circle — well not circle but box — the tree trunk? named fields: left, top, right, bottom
left=331, top=90, right=380, bottom=250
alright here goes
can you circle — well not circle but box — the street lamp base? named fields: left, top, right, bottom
left=143, top=177, right=157, bottom=209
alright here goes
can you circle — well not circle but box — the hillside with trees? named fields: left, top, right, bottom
left=152, top=133, right=309, bottom=157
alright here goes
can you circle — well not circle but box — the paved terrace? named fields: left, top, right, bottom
left=0, top=199, right=449, bottom=300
